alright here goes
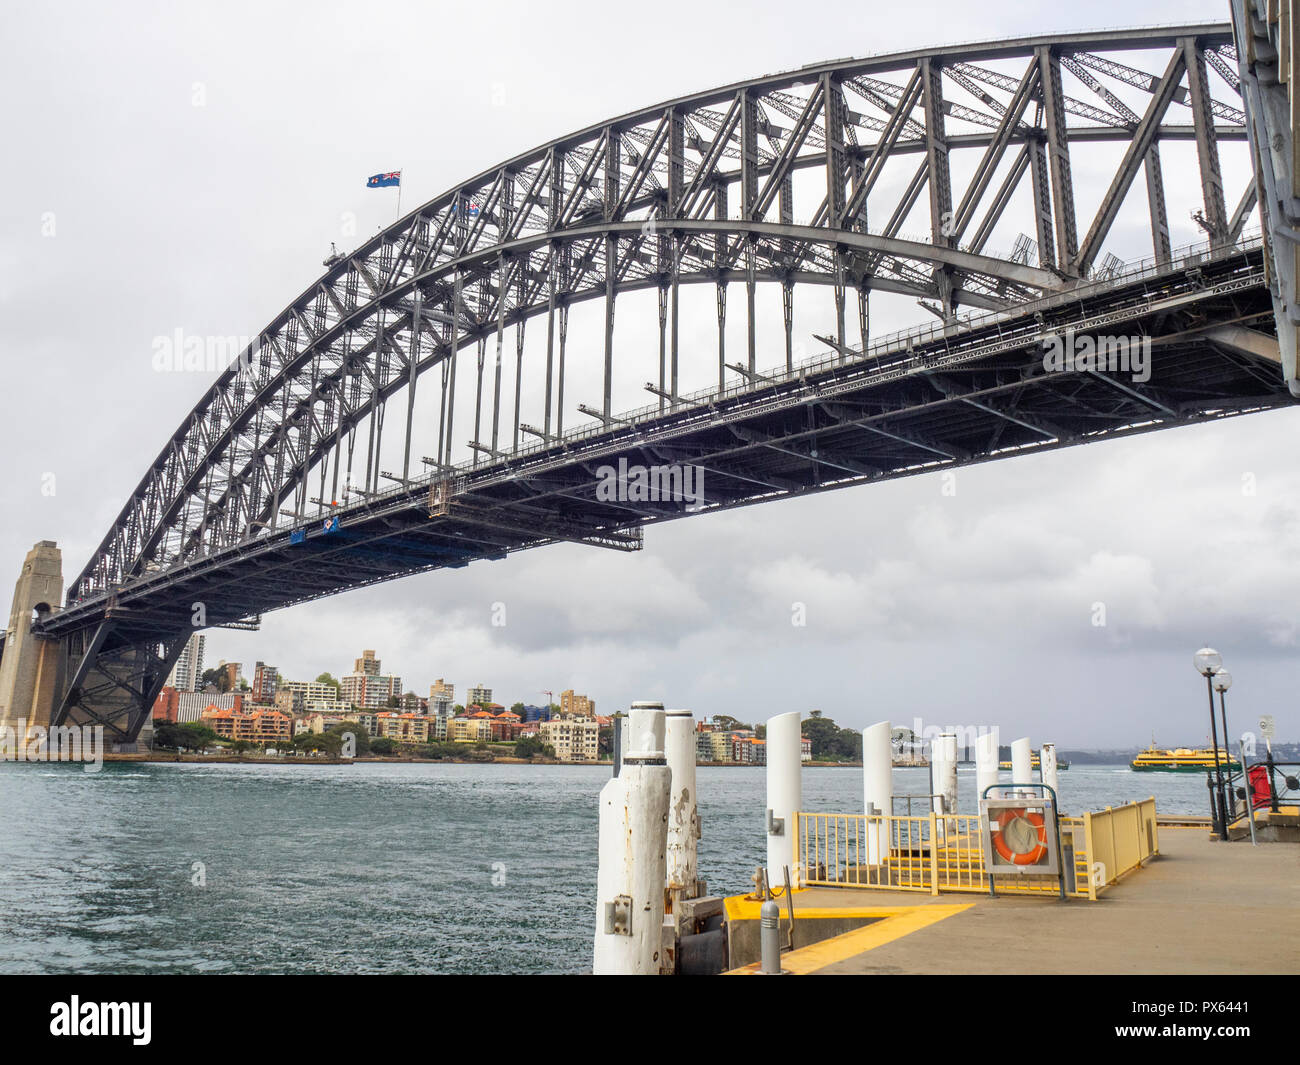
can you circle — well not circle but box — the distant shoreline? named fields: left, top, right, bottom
left=90, top=753, right=873, bottom=768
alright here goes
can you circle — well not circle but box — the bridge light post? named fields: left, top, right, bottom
left=1193, top=647, right=1230, bottom=841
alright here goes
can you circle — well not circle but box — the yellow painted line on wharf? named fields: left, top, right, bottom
left=726, top=902, right=972, bottom=974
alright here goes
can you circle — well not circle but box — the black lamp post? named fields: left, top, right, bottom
left=1212, top=668, right=1236, bottom=829
left=1193, top=647, right=1231, bottom=841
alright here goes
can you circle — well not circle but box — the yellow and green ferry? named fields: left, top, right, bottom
left=1130, top=745, right=1241, bottom=772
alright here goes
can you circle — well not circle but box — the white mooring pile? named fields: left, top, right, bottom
left=593, top=706, right=1061, bottom=973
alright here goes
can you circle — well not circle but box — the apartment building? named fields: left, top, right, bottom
left=732, top=735, right=766, bottom=765
left=251, top=662, right=280, bottom=702
left=374, top=712, right=429, bottom=744
left=539, top=716, right=599, bottom=763
left=282, top=680, right=342, bottom=713
left=200, top=706, right=293, bottom=744
left=449, top=716, right=493, bottom=743
left=217, top=661, right=241, bottom=691
left=340, top=669, right=402, bottom=709
left=559, top=689, right=595, bottom=717
left=274, top=689, right=302, bottom=715
left=165, top=634, right=205, bottom=692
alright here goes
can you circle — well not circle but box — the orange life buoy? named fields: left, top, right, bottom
left=993, top=808, right=1049, bottom=865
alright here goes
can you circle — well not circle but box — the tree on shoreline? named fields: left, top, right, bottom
left=801, top=714, right=862, bottom=762
left=514, top=735, right=556, bottom=760
left=155, top=722, right=220, bottom=752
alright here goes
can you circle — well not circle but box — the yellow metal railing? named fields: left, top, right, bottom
left=1080, top=797, right=1159, bottom=900
left=797, top=798, right=1159, bottom=900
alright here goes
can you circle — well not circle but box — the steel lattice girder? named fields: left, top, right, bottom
left=1231, top=0, right=1300, bottom=393
left=41, top=239, right=1289, bottom=650
left=65, top=23, right=1256, bottom=614
left=55, top=623, right=190, bottom=743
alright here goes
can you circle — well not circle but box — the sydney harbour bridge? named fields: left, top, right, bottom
left=1, top=10, right=1297, bottom=746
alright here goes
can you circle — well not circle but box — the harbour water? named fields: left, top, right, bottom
left=0, top=760, right=1218, bottom=974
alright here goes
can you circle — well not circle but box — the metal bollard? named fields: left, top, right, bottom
left=759, top=898, right=783, bottom=974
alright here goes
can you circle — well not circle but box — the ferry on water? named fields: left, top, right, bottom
left=998, top=754, right=1070, bottom=771
left=1130, top=745, right=1241, bottom=772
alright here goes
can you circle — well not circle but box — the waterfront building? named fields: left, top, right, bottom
left=490, top=711, right=522, bottom=741
left=539, top=716, right=599, bottom=762
left=521, top=704, right=550, bottom=722
left=294, top=713, right=326, bottom=735
left=165, top=634, right=205, bottom=692
left=217, top=661, right=241, bottom=691
left=801, top=737, right=812, bottom=763
left=707, top=731, right=733, bottom=762
left=252, top=661, right=280, bottom=702
left=153, top=685, right=182, bottom=723
left=200, top=706, right=293, bottom=745
left=732, top=734, right=763, bottom=764
left=375, top=712, right=429, bottom=744
left=351, top=712, right=379, bottom=736
left=305, top=712, right=369, bottom=737
left=340, top=656, right=402, bottom=709
left=466, top=683, right=492, bottom=708
left=560, top=689, right=595, bottom=717
left=273, top=689, right=302, bottom=715
left=430, top=678, right=454, bottom=702
left=153, top=687, right=245, bottom=724
left=450, top=716, right=493, bottom=743
left=282, top=680, right=341, bottom=713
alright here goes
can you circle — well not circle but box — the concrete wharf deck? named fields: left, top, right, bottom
left=729, top=828, right=1299, bottom=974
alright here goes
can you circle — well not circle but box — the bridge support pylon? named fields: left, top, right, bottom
left=0, top=541, right=67, bottom=739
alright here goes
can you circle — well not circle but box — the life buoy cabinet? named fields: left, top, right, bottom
left=993, top=807, right=1049, bottom=865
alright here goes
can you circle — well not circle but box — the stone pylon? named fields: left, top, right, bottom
left=0, top=541, right=66, bottom=732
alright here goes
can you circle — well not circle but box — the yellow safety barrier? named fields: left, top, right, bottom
left=1081, top=797, right=1159, bottom=900
left=798, top=798, right=1158, bottom=900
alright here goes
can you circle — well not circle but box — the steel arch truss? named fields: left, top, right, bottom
left=71, top=24, right=1252, bottom=604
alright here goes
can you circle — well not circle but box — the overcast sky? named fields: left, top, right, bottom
left=2, top=0, right=1294, bottom=748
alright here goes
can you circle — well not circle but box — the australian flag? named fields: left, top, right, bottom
left=367, top=171, right=401, bottom=189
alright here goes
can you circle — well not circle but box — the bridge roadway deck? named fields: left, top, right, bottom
left=731, top=828, right=1299, bottom=974
left=39, top=243, right=1289, bottom=640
